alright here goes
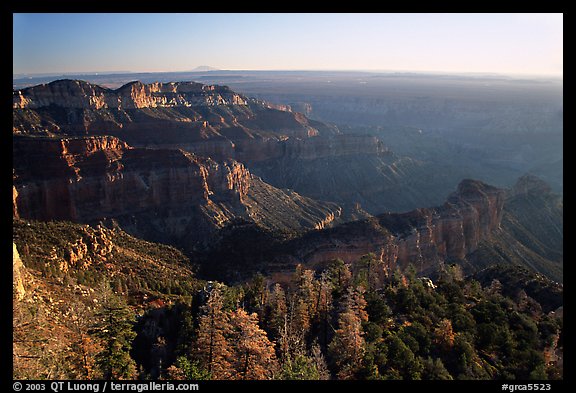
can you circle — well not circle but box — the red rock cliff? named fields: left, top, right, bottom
left=13, top=135, right=342, bottom=247
left=13, top=135, right=250, bottom=222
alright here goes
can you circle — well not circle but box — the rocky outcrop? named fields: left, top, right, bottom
left=13, top=185, right=19, bottom=219
left=13, top=243, right=26, bottom=300
left=13, top=80, right=248, bottom=110
left=242, top=178, right=342, bottom=233
left=13, top=135, right=250, bottom=222
left=510, top=174, right=553, bottom=197
left=13, top=80, right=387, bottom=166
left=278, top=179, right=505, bottom=275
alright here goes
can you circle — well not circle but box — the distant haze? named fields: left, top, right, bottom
left=13, top=13, right=562, bottom=77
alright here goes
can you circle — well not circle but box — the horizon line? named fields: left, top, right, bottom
left=13, top=68, right=564, bottom=80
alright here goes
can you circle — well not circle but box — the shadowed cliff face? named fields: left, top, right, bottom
left=196, top=178, right=508, bottom=282
left=273, top=179, right=506, bottom=276
left=466, top=175, right=563, bottom=282
left=12, top=135, right=341, bottom=249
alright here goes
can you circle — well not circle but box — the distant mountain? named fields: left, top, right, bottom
left=191, top=65, right=220, bottom=72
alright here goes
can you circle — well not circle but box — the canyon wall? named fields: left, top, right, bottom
left=13, top=80, right=248, bottom=110
left=281, top=179, right=505, bottom=275
left=13, top=80, right=383, bottom=165
left=13, top=135, right=341, bottom=246
left=13, top=135, right=248, bottom=222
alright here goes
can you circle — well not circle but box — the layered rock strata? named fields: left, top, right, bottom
left=13, top=80, right=383, bottom=164
left=280, top=179, right=505, bottom=275
left=13, top=80, right=248, bottom=110
left=13, top=135, right=341, bottom=245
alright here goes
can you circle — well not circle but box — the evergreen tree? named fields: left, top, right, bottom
left=264, top=283, right=287, bottom=340
left=294, top=266, right=318, bottom=324
left=314, top=271, right=334, bottom=352
left=282, top=266, right=319, bottom=358
left=422, top=357, right=453, bottom=380
left=280, top=354, right=321, bottom=380
left=165, top=356, right=211, bottom=380
left=310, top=342, right=331, bottom=380
left=325, top=259, right=352, bottom=297
left=194, top=286, right=233, bottom=379
left=386, top=334, right=422, bottom=380
left=329, top=286, right=368, bottom=379
left=91, top=283, right=137, bottom=380
left=243, top=273, right=268, bottom=314
left=433, top=319, right=456, bottom=351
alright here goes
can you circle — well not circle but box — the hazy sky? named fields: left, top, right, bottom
left=13, top=13, right=563, bottom=76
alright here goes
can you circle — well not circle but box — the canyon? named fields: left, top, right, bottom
left=12, top=131, right=509, bottom=281
left=13, top=79, right=457, bottom=213
left=12, top=79, right=562, bottom=283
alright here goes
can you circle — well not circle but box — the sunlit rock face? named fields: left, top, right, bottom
left=13, top=80, right=248, bottom=110
left=13, top=243, right=26, bottom=300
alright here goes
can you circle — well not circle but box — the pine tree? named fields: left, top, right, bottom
left=386, top=334, right=422, bottom=380
left=329, top=286, right=368, bottom=379
left=314, top=271, right=333, bottom=352
left=263, top=283, right=291, bottom=362
left=244, top=273, right=268, bottom=314
left=228, top=308, right=279, bottom=380
left=91, top=283, right=137, bottom=380
left=280, top=354, right=321, bottom=380
left=422, top=357, right=453, bottom=380
left=294, top=267, right=318, bottom=324
left=278, top=297, right=305, bottom=362
left=194, top=286, right=234, bottom=379
left=265, top=283, right=287, bottom=339
left=326, top=259, right=352, bottom=297
left=165, top=356, right=211, bottom=380
left=284, top=266, right=319, bottom=357
left=355, top=253, right=385, bottom=291
left=310, top=342, right=331, bottom=380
